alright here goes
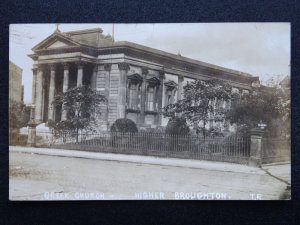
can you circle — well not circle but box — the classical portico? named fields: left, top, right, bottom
left=31, top=61, right=94, bottom=123
left=29, top=27, right=260, bottom=131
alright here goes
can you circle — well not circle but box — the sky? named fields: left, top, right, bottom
left=9, top=23, right=290, bottom=104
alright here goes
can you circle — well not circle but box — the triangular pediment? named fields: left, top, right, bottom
left=164, top=80, right=177, bottom=87
left=128, top=73, right=143, bottom=81
left=46, top=40, right=69, bottom=49
left=147, top=76, right=160, bottom=85
left=32, top=32, right=80, bottom=51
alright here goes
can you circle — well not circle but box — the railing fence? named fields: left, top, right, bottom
left=10, top=130, right=291, bottom=166
left=33, top=131, right=251, bottom=165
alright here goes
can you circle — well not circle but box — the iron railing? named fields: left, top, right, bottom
left=34, top=131, right=250, bottom=164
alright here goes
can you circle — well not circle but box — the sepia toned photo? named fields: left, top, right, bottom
left=9, top=23, right=291, bottom=200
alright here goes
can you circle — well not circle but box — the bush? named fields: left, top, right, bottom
left=165, top=117, right=190, bottom=135
left=110, top=118, right=138, bottom=133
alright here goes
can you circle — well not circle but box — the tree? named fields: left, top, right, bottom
left=226, top=86, right=287, bottom=137
left=163, top=79, right=232, bottom=137
left=49, top=86, right=106, bottom=142
left=9, top=100, right=30, bottom=132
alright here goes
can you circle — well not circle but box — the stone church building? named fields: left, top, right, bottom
left=29, top=27, right=260, bottom=131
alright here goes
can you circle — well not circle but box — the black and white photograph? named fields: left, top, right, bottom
left=9, top=23, right=291, bottom=200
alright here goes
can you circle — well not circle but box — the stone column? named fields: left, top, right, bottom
left=177, top=75, right=184, bottom=101
left=104, top=64, right=111, bottom=99
left=155, top=70, right=165, bottom=125
left=139, top=67, right=148, bottom=124
left=90, top=65, right=97, bottom=90
left=104, top=64, right=111, bottom=122
left=117, top=62, right=129, bottom=118
left=48, top=64, right=56, bottom=121
left=35, top=66, right=44, bottom=123
left=77, top=62, right=84, bottom=87
left=126, top=80, right=131, bottom=108
left=63, top=63, right=70, bottom=93
left=31, top=68, right=37, bottom=105
left=61, top=63, right=70, bottom=120
left=248, top=128, right=265, bottom=167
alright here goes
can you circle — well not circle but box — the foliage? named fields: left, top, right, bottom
left=110, top=118, right=138, bottom=133
left=206, top=126, right=225, bottom=137
left=165, top=117, right=190, bottom=135
left=48, top=86, right=106, bottom=142
left=47, top=119, right=73, bottom=142
left=9, top=100, right=30, bottom=131
left=226, top=86, right=289, bottom=137
left=163, top=79, right=232, bottom=137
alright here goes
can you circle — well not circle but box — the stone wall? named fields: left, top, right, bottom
left=107, top=64, right=120, bottom=124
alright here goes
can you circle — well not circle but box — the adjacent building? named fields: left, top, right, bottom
left=9, top=61, right=24, bottom=105
left=29, top=27, right=260, bottom=131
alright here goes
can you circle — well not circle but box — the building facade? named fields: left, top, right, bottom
left=29, top=27, right=260, bottom=131
left=9, top=61, right=24, bottom=105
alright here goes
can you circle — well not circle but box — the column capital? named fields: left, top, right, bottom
left=62, top=62, right=70, bottom=70
left=141, top=67, right=149, bottom=75
left=118, top=62, right=130, bottom=71
left=178, top=75, right=184, bottom=82
left=36, top=64, right=44, bottom=71
left=49, top=63, right=56, bottom=71
left=75, top=61, right=85, bottom=69
left=104, top=63, right=112, bottom=71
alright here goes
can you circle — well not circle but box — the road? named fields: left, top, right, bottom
left=9, top=151, right=289, bottom=200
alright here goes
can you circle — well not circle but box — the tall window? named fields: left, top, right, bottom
left=129, top=83, right=138, bottom=109
left=164, top=81, right=177, bottom=106
left=146, top=87, right=154, bottom=111
left=166, top=90, right=173, bottom=105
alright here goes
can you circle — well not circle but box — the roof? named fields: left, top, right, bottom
left=31, top=27, right=258, bottom=82
left=63, top=28, right=114, bottom=47
left=112, top=41, right=254, bottom=78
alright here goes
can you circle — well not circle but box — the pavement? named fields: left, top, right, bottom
left=10, top=146, right=264, bottom=174
left=262, top=163, right=291, bottom=185
left=9, top=146, right=291, bottom=200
